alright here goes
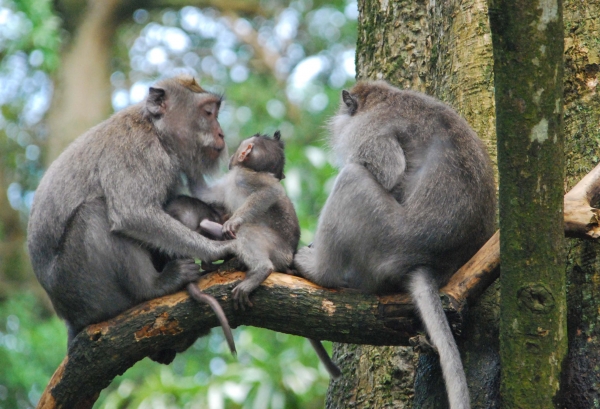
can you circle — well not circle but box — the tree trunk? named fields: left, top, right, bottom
left=46, top=0, right=124, bottom=163
left=328, top=0, right=499, bottom=408
left=488, top=0, right=567, bottom=406
left=560, top=0, right=600, bottom=407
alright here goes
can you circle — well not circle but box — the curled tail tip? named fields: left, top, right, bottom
left=229, top=345, right=237, bottom=357
left=224, top=328, right=237, bottom=356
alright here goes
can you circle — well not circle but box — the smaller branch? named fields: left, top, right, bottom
left=564, top=162, right=600, bottom=239
left=442, top=230, right=500, bottom=304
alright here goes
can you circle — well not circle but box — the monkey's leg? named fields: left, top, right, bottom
left=231, top=235, right=274, bottom=310
left=127, top=256, right=204, bottom=365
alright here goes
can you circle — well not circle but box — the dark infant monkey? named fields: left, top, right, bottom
left=168, top=131, right=340, bottom=378
left=293, top=81, right=496, bottom=408
left=27, top=76, right=237, bottom=360
left=152, top=196, right=236, bottom=358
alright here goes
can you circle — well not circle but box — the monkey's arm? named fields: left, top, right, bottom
left=350, top=135, right=406, bottom=191
left=112, top=203, right=232, bottom=261
left=100, top=157, right=232, bottom=261
left=223, top=183, right=283, bottom=238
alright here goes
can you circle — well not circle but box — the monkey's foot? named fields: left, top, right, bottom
left=232, top=283, right=256, bottom=311
left=284, top=268, right=299, bottom=276
left=162, top=259, right=202, bottom=286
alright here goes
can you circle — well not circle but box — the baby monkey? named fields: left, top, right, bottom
left=168, top=131, right=341, bottom=378
left=197, top=130, right=300, bottom=309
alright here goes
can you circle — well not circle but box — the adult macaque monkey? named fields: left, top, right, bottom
left=294, top=81, right=496, bottom=409
left=28, top=76, right=236, bottom=358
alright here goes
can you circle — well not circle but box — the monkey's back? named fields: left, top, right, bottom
left=387, top=90, right=494, bottom=290
left=316, top=83, right=496, bottom=293
left=27, top=104, right=178, bottom=291
left=394, top=91, right=496, bottom=281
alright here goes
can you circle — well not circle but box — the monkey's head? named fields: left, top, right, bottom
left=229, top=131, right=286, bottom=180
left=145, top=75, right=227, bottom=171
left=329, top=80, right=400, bottom=166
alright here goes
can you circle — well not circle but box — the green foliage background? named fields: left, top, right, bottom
left=0, top=0, right=357, bottom=407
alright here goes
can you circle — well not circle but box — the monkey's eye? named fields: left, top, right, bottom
left=204, top=110, right=213, bottom=116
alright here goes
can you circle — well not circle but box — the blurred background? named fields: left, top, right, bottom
left=0, top=0, right=357, bottom=407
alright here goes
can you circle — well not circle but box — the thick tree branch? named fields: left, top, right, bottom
left=37, top=271, right=426, bottom=409
left=37, top=163, right=600, bottom=408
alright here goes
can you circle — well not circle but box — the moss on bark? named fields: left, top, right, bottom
left=560, top=1, right=600, bottom=407
left=489, top=0, right=567, bottom=406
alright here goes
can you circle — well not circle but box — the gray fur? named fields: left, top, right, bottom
left=294, top=81, right=496, bottom=409
left=197, top=133, right=300, bottom=309
left=27, top=76, right=235, bottom=345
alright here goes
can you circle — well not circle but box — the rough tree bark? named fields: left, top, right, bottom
left=489, top=0, right=567, bottom=406
left=560, top=0, right=600, bottom=407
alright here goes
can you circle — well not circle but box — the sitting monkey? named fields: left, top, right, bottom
left=27, top=76, right=236, bottom=355
left=294, top=81, right=496, bottom=408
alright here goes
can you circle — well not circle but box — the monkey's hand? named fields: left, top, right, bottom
left=222, top=218, right=242, bottom=239
left=160, top=259, right=203, bottom=287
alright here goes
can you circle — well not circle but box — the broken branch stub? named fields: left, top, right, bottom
left=564, top=162, right=600, bottom=239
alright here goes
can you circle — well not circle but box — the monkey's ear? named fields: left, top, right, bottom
left=238, top=143, right=254, bottom=162
left=146, top=87, right=166, bottom=117
left=342, top=90, right=358, bottom=116
left=274, top=130, right=281, bottom=140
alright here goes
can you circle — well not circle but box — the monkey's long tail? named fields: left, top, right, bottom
left=309, top=339, right=342, bottom=379
left=409, top=268, right=470, bottom=409
left=187, top=283, right=237, bottom=356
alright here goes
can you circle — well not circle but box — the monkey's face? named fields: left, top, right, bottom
left=146, top=77, right=226, bottom=163
left=195, top=96, right=226, bottom=160
left=229, top=134, right=286, bottom=179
